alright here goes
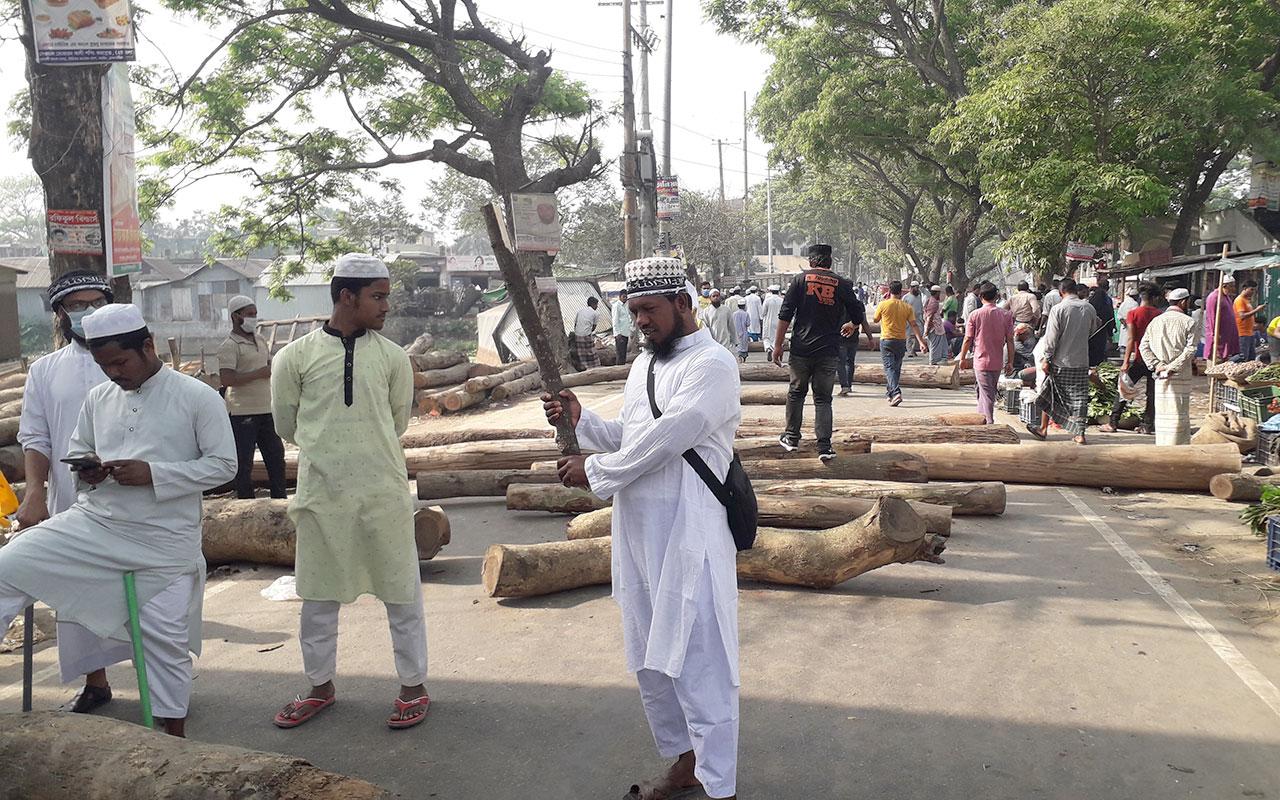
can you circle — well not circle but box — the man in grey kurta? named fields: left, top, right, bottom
left=271, top=253, right=430, bottom=731
left=0, top=304, right=236, bottom=736
left=1030, top=278, right=1099, bottom=443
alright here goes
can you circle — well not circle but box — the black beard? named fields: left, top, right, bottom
left=643, top=318, right=695, bottom=360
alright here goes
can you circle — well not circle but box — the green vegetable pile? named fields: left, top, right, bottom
left=1249, top=364, right=1280, bottom=384
left=1090, top=362, right=1144, bottom=423
left=1240, top=485, right=1280, bottom=537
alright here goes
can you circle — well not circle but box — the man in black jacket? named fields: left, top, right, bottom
left=1088, top=278, right=1116, bottom=367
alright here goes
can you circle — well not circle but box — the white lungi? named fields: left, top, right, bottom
left=1154, top=376, right=1193, bottom=446
left=299, top=579, right=428, bottom=686
left=634, top=561, right=739, bottom=799
left=1, top=572, right=197, bottom=718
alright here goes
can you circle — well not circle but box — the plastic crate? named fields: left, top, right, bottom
left=1260, top=430, right=1280, bottom=467
left=998, top=388, right=1022, bottom=414
left=1267, top=517, right=1280, bottom=572
left=1239, top=386, right=1280, bottom=423
left=1213, top=382, right=1241, bottom=413
left=1020, top=399, right=1038, bottom=425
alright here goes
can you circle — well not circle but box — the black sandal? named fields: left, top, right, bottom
left=61, top=684, right=113, bottom=714
left=1026, top=423, right=1047, bottom=441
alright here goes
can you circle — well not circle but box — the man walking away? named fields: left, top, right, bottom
left=16, top=271, right=127, bottom=714
left=1087, top=278, right=1116, bottom=367
left=1101, top=286, right=1162, bottom=434
left=732, top=298, right=750, bottom=362
left=574, top=296, right=604, bottom=370
left=697, top=289, right=739, bottom=352
left=612, top=289, right=634, bottom=365
left=271, top=254, right=430, bottom=731
left=773, top=243, right=865, bottom=460
left=218, top=296, right=286, bottom=500
left=873, top=280, right=927, bottom=407
left=0, top=304, right=236, bottom=737
left=1008, top=281, right=1042, bottom=331
left=1235, top=280, right=1265, bottom=361
left=924, top=285, right=948, bottom=365
left=904, top=282, right=925, bottom=356
left=1141, top=288, right=1199, bottom=445
left=545, top=256, right=742, bottom=800
left=761, top=285, right=783, bottom=360
left=744, top=286, right=763, bottom=342
left=1029, top=277, right=1098, bottom=444
left=957, top=283, right=1015, bottom=424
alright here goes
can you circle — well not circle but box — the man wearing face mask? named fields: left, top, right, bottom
left=217, top=296, right=287, bottom=500
left=15, top=270, right=130, bottom=715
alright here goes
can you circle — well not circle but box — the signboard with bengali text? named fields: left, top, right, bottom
left=29, top=0, right=136, bottom=65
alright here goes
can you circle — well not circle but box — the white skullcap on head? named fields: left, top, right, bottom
left=768, top=284, right=781, bottom=291
left=1221, top=274, right=1236, bottom=284
left=82, top=303, right=147, bottom=340
left=228, top=295, right=255, bottom=313
left=1166, top=287, right=1190, bottom=301
left=334, top=253, right=390, bottom=279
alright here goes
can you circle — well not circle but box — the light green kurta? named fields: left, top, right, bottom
left=271, top=327, right=417, bottom=604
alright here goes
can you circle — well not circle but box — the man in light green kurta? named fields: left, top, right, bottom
left=270, top=253, right=431, bottom=731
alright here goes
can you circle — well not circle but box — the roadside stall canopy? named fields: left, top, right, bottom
left=1143, top=252, right=1280, bottom=280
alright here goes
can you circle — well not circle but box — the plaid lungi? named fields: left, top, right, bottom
left=575, top=333, right=600, bottom=370
left=1035, top=365, right=1090, bottom=436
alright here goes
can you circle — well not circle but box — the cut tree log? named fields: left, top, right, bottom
left=1208, top=470, right=1280, bottom=502
left=870, top=442, right=1241, bottom=491
left=438, top=388, right=490, bottom=412
left=464, top=361, right=538, bottom=393
left=735, top=434, right=871, bottom=459
left=0, top=399, right=20, bottom=418
left=0, top=712, right=390, bottom=799
left=490, top=373, right=543, bottom=401
left=736, top=425, right=1020, bottom=447
left=467, top=363, right=504, bottom=379
left=0, top=416, right=18, bottom=447
left=415, top=362, right=473, bottom=390
left=405, top=332, right=435, bottom=355
left=0, top=387, right=22, bottom=405
left=742, top=452, right=928, bottom=482
left=0, top=372, right=25, bottom=391
left=559, top=494, right=952, bottom=537
left=256, top=439, right=576, bottom=482
left=739, top=413, right=988, bottom=428
left=739, top=361, right=972, bottom=388
left=409, top=350, right=466, bottom=371
left=754, top=479, right=1006, bottom=516
left=0, top=444, right=23, bottom=482
left=416, top=382, right=467, bottom=415
left=417, top=469, right=560, bottom=500
left=561, top=363, right=632, bottom=387
left=202, top=499, right=450, bottom=566
left=401, top=427, right=551, bottom=449
left=509, top=483, right=610, bottom=514
left=483, top=498, right=946, bottom=597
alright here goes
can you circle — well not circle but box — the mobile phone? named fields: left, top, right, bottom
left=60, top=456, right=103, bottom=472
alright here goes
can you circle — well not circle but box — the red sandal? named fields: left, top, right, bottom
left=273, top=695, right=335, bottom=729
left=388, top=694, right=430, bottom=729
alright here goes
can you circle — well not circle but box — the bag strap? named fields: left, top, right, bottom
left=646, top=357, right=732, bottom=506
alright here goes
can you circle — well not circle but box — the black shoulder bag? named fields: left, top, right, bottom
left=647, top=358, right=757, bottom=550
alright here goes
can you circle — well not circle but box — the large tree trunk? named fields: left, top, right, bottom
left=739, top=362, right=968, bottom=387
left=561, top=495, right=952, bottom=537
left=483, top=498, right=946, bottom=597
left=736, top=425, right=1019, bottom=448
left=739, top=413, right=987, bottom=429
left=401, top=427, right=551, bottom=449
left=1170, top=149, right=1239, bottom=255
left=0, top=373, right=24, bottom=391
left=870, top=442, right=1240, bottom=491
left=735, top=435, right=871, bottom=459
left=201, top=500, right=450, bottom=566
left=417, top=469, right=560, bottom=500
left=754, top=479, right=1006, bottom=516
left=0, top=712, right=390, bottom=799
left=0, top=388, right=22, bottom=405
left=561, top=364, right=632, bottom=387
left=257, top=440, right=573, bottom=482
left=0, top=417, right=18, bottom=448
left=1208, top=471, right=1280, bottom=502
left=742, top=452, right=928, bottom=482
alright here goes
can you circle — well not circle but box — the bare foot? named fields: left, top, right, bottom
left=627, top=751, right=702, bottom=799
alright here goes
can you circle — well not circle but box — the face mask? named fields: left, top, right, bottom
left=701, top=290, right=710, bottom=298
left=66, top=309, right=91, bottom=338
left=240, top=317, right=258, bottom=331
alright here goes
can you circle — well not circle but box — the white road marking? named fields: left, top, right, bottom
left=1061, top=488, right=1280, bottom=719
left=0, top=574, right=242, bottom=702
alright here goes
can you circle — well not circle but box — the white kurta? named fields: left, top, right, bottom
left=578, top=327, right=741, bottom=683
left=697, top=304, right=739, bottom=353
left=0, top=366, right=236, bottom=649
left=744, top=293, right=763, bottom=335
left=762, top=293, right=783, bottom=345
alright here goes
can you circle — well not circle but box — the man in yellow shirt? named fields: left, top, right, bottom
left=1235, top=280, right=1265, bottom=361
left=872, top=280, right=927, bottom=406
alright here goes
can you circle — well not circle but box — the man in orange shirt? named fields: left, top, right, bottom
left=1235, top=280, right=1265, bottom=362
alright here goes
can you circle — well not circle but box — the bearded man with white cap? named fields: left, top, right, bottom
left=1140, top=288, right=1199, bottom=445
left=544, top=256, right=742, bottom=800
left=0, top=303, right=237, bottom=736
left=761, top=284, right=783, bottom=359
left=16, top=270, right=129, bottom=714
left=217, top=295, right=286, bottom=499
left=270, top=253, right=430, bottom=731
left=743, top=285, right=763, bottom=342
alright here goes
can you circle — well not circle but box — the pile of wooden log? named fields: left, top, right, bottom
left=738, top=362, right=974, bottom=394
left=0, top=371, right=24, bottom=482
left=414, top=352, right=633, bottom=416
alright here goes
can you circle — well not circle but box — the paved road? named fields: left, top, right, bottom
left=4, top=383, right=1279, bottom=799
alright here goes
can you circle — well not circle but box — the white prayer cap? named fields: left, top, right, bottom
left=1221, top=274, right=1236, bottom=284
left=910, top=280, right=920, bottom=287
left=1166, top=287, right=1191, bottom=301
left=749, top=285, right=759, bottom=292
left=930, top=284, right=942, bottom=292
left=228, top=295, right=255, bottom=314
left=334, top=253, right=390, bottom=279
left=624, top=256, right=685, bottom=298
left=768, top=284, right=781, bottom=292
left=1127, top=287, right=1140, bottom=297
left=82, top=303, right=147, bottom=340
left=709, top=288, right=722, bottom=297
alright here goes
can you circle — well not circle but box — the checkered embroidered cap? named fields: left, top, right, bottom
left=624, top=257, right=686, bottom=298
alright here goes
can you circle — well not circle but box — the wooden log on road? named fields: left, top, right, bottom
left=742, top=452, right=928, bottom=483
left=739, top=412, right=988, bottom=429
left=490, top=372, right=544, bottom=401
left=415, top=362, right=473, bottom=390
left=735, top=435, right=871, bottom=459
left=561, top=363, right=632, bottom=388
left=257, top=439, right=575, bottom=482
left=739, top=361, right=971, bottom=388
left=438, top=387, right=490, bottom=412
left=0, top=712, right=391, bottom=799
left=870, top=442, right=1241, bottom=491
left=736, top=425, right=1020, bottom=447
left=464, top=361, right=538, bottom=393
left=402, top=427, right=551, bottom=449
left=0, top=387, right=22, bottom=405
left=202, top=499, right=450, bottom=566
left=560, top=494, right=952, bottom=537
left=0, top=416, right=18, bottom=447
left=409, top=350, right=467, bottom=371
left=417, top=469, right=559, bottom=500
left=483, top=497, right=946, bottom=597
left=1209, top=470, right=1280, bottom=502
left=0, top=399, right=21, bottom=418
left=467, top=363, right=504, bottom=379
left=754, top=479, right=1006, bottom=516
left=0, top=372, right=25, bottom=391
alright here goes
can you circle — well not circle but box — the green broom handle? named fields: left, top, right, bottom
left=123, top=572, right=153, bottom=729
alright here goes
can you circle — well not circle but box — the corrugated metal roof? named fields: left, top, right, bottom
left=1, top=257, right=49, bottom=289
left=1144, top=253, right=1280, bottom=279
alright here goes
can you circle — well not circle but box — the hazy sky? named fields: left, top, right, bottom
left=0, top=1, right=774, bottom=225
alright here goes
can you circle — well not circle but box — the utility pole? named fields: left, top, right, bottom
left=717, top=139, right=727, bottom=203
left=620, top=0, right=639, bottom=261
left=638, top=0, right=651, bottom=131
left=766, top=166, right=774, bottom=272
left=662, top=0, right=673, bottom=177
left=742, top=91, right=750, bottom=280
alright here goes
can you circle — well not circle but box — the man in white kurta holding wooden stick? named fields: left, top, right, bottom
left=270, top=253, right=430, bottom=731
left=0, top=304, right=236, bottom=736
left=545, top=257, right=742, bottom=800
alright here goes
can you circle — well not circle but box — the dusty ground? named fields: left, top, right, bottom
left=3, top=356, right=1280, bottom=800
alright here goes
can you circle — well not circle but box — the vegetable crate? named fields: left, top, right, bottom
left=998, top=387, right=1022, bottom=414
left=1020, top=399, right=1038, bottom=426
left=1239, top=385, right=1280, bottom=423
left=1213, top=381, right=1240, bottom=414
left=1267, top=517, right=1280, bottom=572
left=1259, top=430, right=1280, bottom=467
